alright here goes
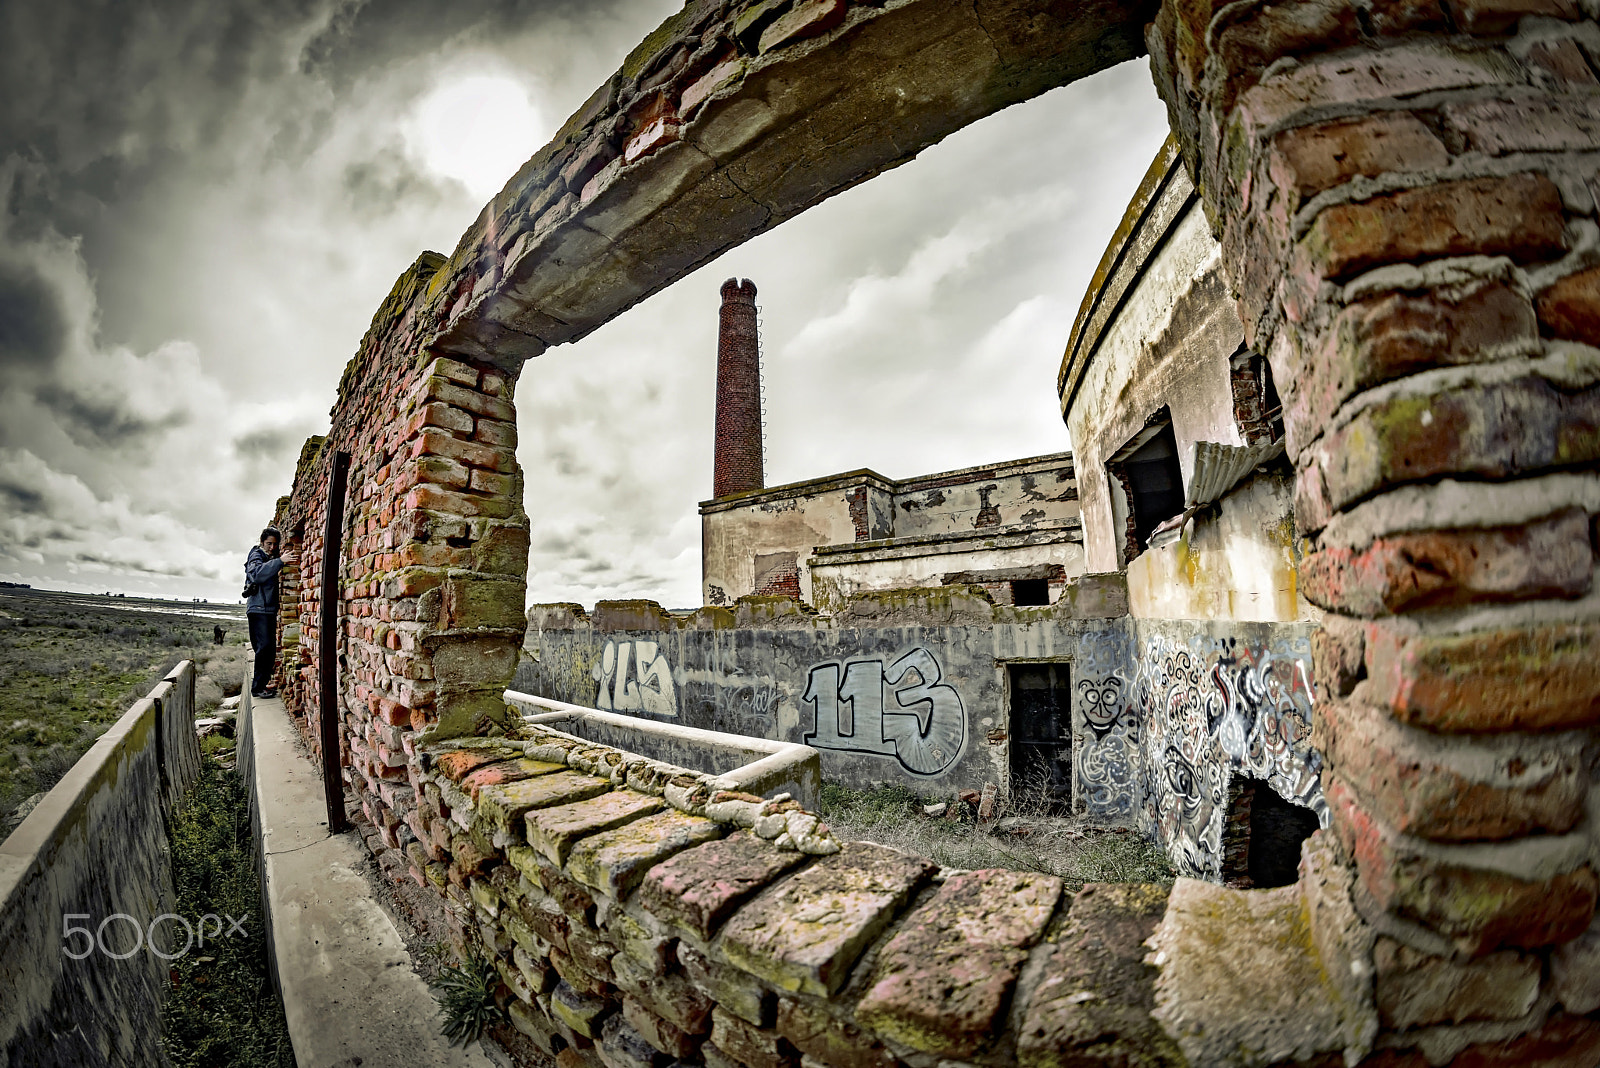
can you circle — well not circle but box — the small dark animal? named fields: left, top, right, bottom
left=213, top=625, right=226, bottom=645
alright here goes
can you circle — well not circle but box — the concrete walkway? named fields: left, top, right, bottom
left=242, top=694, right=496, bottom=1068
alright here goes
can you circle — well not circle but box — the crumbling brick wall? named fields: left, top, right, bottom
left=273, top=253, right=530, bottom=822
left=1148, top=0, right=1600, bottom=1055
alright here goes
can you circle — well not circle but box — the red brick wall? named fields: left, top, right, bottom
left=1150, top=0, right=1600, bottom=1052
left=271, top=253, right=530, bottom=848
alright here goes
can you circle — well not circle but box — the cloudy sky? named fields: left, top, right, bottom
left=0, top=0, right=1171, bottom=608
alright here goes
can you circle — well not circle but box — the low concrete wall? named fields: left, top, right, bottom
left=519, top=588, right=1326, bottom=882
left=0, top=662, right=200, bottom=1067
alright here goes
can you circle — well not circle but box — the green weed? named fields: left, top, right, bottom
left=161, top=757, right=294, bottom=1068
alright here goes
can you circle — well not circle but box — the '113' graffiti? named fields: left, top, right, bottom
left=802, top=647, right=965, bottom=776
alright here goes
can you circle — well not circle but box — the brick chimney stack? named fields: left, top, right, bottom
left=713, top=278, right=763, bottom=498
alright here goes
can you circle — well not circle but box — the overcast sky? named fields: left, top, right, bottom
left=0, top=0, right=1171, bottom=608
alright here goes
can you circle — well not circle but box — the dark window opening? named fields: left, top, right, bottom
left=1008, top=664, right=1071, bottom=813
left=1220, top=776, right=1320, bottom=889
left=1230, top=350, right=1285, bottom=446
left=1011, top=578, right=1050, bottom=606
left=1107, top=414, right=1184, bottom=562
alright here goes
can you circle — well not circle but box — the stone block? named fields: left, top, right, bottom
left=1300, top=174, right=1566, bottom=282
left=680, top=944, right=773, bottom=1027
left=1451, top=1011, right=1600, bottom=1067
left=855, top=869, right=1063, bottom=1058
left=528, top=790, right=665, bottom=867
left=417, top=373, right=516, bottom=422
left=1017, top=882, right=1181, bottom=1068
left=758, top=0, right=848, bottom=53
left=408, top=400, right=475, bottom=437
left=1285, top=277, right=1539, bottom=450
left=1148, top=878, right=1371, bottom=1067
left=720, top=842, right=935, bottom=997
left=1268, top=112, right=1449, bottom=203
left=1312, top=696, right=1588, bottom=841
left=432, top=639, right=518, bottom=687
left=624, top=996, right=701, bottom=1060
left=712, top=1008, right=799, bottom=1068
left=553, top=948, right=614, bottom=998
left=404, top=483, right=515, bottom=519
left=566, top=809, right=725, bottom=899
left=638, top=831, right=808, bottom=939
left=1327, top=776, right=1599, bottom=955
left=510, top=998, right=562, bottom=1056
left=553, top=980, right=616, bottom=1040
left=475, top=416, right=517, bottom=447
left=461, top=757, right=565, bottom=801
left=477, top=771, right=611, bottom=846
left=1363, top=618, right=1600, bottom=733
left=1538, top=264, right=1600, bottom=341
left=440, top=573, right=527, bottom=630
left=1300, top=378, right=1600, bottom=530
left=568, top=925, right=619, bottom=984
left=1373, top=938, right=1540, bottom=1028
left=1300, top=510, right=1592, bottom=616
left=600, top=1014, right=668, bottom=1068
left=611, top=952, right=715, bottom=1034
left=1550, top=911, right=1600, bottom=1014
left=434, top=746, right=522, bottom=782
left=775, top=998, right=896, bottom=1068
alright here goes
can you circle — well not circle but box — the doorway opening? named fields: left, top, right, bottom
left=1008, top=663, right=1071, bottom=813
left=1220, top=775, right=1320, bottom=888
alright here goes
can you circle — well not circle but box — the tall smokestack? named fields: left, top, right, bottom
left=713, top=278, right=763, bottom=498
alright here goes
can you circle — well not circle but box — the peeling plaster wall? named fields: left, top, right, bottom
left=1059, top=147, right=1312, bottom=623
left=701, top=454, right=1082, bottom=607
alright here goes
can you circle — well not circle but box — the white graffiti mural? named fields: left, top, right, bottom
left=1132, top=632, right=1324, bottom=881
left=592, top=639, right=677, bottom=717
left=801, top=647, right=965, bottom=776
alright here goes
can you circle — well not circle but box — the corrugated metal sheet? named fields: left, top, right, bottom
left=1184, top=439, right=1286, bottom=509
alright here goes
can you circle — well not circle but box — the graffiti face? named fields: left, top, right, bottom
left=801, top=646, right=965, bottom=776
left=592, top=639, right=676, bottom=717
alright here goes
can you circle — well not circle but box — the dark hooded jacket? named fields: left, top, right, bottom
left=245, top=546, right=286, bottom=615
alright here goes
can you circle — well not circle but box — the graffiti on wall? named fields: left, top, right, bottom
left=592, top=639, right=677, bottom=717
left=802, top=647, right=965, bottom=776
left=1073, top=628, right=1138, bottom=821
left=1131, top=631, right=1324, bottom=881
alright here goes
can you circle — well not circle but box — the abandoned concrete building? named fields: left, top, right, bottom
left=700, top=278, right=1086, bottom=609
left=10, top=0, right=1600, bottom=1065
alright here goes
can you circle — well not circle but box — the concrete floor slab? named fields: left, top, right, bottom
left=245, top=695, right=497, bottom=1068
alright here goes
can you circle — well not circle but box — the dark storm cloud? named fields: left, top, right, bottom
left=0, top=481, right=47, bottom=516
left=233, top=425, right=304, bottom=460
left=34, top=384, right=190, bottom=448
left=0, top=260, right=66, bottom=369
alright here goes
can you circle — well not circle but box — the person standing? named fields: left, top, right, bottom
left=244, top=527, right=297, bottom=699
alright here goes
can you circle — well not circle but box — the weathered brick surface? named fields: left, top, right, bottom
left=721, top=843, right=936, bottom=997
left=1328, top=777, right=1599, bottom=955
left=566, top=809, right=724, bottom=898
left=1312, top=696, right=1589, bottom=840
left=529, top=791, right=665, bottom=867
left=1363, top=619, right=1600, bottom=732
left=638, top=831, right=808, bottom=939
left=855, top=870, right=1062, bottom=1058
left=775, top=998, right=898, bottom=1068
left=1017, top=883, right=1181, bottom=1068
left=1301, top=510, right=1593, bottom=616
left=623, top=996, right=701, bottom=1060
left=1283, top=278, right=1539, bottom=450
left=1268, top=112, right=1449, bottom=203
left=1372, top=938, right=1540, bottom=1029
left=713, top=1007, right=800, bottom=1068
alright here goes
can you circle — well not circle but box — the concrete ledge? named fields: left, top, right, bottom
left=240, top=694, right=496, bottom=1067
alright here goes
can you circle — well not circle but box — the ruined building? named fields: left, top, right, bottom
left=177, top=0, right=1600, bottom=1063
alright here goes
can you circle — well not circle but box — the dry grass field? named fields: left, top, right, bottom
left=0, top=586, right=249, bottom=832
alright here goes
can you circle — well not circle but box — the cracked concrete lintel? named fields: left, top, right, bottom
left=424, top=0, right=1149, bottom=365
left=244, top=696, right=497, bottom=1068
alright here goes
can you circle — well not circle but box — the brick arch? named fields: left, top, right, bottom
left=266, top=0, right=1600, bottom=1062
